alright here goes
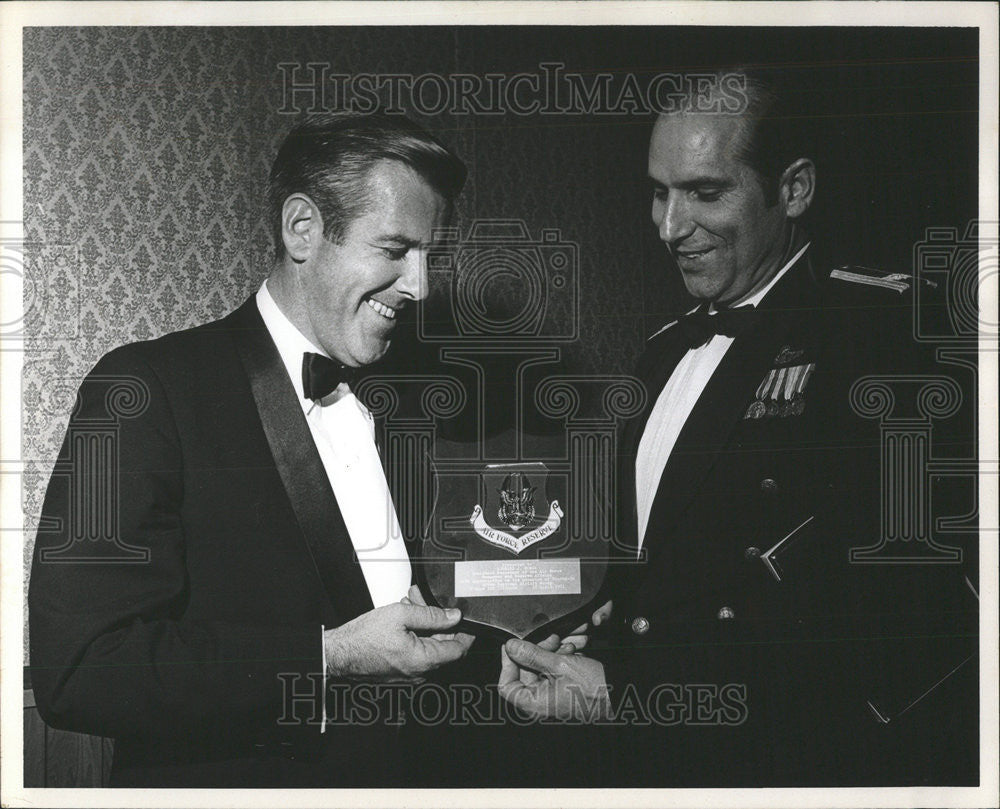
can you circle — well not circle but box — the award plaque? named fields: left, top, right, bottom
left=422, top=460, right=608, bottom=640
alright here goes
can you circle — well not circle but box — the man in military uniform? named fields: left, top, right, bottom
left=498, top=69, right=978, bottom=786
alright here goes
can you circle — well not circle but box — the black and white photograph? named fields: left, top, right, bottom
left=1, top=2, right=996, bottom=806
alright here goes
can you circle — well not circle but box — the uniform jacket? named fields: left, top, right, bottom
left=28, top=296, right=420, bottom=787
left=598, top=250, right=978, bottom=786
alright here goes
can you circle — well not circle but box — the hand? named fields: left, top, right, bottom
left=324, top=601, right=469, bottom=682
left=552, top=599, right=614, bottom=655
left=498, top=638, right=610, bottom=722
left=503, top=632, right=569, bottom=690
left=592, top=598, right=614, bottom=626
left=400, top=585, right=475, bottom=654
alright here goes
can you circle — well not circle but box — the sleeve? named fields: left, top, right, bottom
left=28, top=346, right=323, bottom=742
left=826, top=286, right=979, bottom=743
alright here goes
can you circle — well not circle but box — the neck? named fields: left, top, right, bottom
left=724, top=224, right=805, bottom=308
left=267, top=262, right=319, bottom=349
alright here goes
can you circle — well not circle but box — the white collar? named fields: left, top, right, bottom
left=256, top=279, right=329, bottom=409
left=725, top=240, right=811, bottom=310
left=649, top=241, right=811, bottom=340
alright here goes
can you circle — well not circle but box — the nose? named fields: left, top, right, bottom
left=396, top=248, right=429, bottom=302
left=653, top=191, right=695, bottom=245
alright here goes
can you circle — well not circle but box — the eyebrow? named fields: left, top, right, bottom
left=649, top=175, right=734, bottom=190
left=374, top=234, right=422, bottom=247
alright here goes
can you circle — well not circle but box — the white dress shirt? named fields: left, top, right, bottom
left=635, top=243, right=810, bottom=549
left=257, top=281, right=413, bottom=733
left=255, top=280, right=413, bottom=605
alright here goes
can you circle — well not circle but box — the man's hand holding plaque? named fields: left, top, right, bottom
left=499, top=635, right=611, bottom=722
left=323, top=601, right=472, bottom=683
left=401, top=584, right=476, bottom=650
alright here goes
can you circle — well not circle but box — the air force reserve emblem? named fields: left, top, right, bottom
left=498, top=471, right=535, bottom=530
left=469, top=469, right=564, bottom=555
left=422, top=447, right=608, bottom=640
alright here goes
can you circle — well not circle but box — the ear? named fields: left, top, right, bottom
left=280, top=194, right=323, bottom=263
left=779, top=158, right=816, bottom=219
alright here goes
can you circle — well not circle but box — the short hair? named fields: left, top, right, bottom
left=267, top=112, right=467, bottom=256
left=672, top=66, right=816, bottom=207
left=730, top=68, right=815, bottom=206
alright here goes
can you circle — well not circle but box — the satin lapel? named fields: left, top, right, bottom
left=642, top=258, right=822, bottom=549
left=231, top=298, right=375, bottom=620
left=623, top=327, right=692, bottom=461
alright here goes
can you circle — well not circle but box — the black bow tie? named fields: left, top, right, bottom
left=676, top=303, right=760, bottom=349
left=301, top=352, right=358, bottom=401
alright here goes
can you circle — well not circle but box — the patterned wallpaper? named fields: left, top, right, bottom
left=21, top=27, right=979, bottom=654
left=20, top=28, right=658, bottom=653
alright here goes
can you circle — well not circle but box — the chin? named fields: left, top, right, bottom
left=355, top=343, right=391, bottom=368
left=681, top=278, right=720, bottom=301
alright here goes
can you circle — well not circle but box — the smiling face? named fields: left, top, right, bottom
left=277, top=159, right=449, bottom=367
left=648, top=112, right=791, bottom=306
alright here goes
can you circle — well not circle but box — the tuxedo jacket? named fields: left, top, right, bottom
left=28, top=296, right=425, bottom=787
left=598, top=252, right=978, bottom=786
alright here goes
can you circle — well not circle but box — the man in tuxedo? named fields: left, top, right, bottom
left=499, top=69, right=978, bottom=785
left=29, top=113, right=478, bottom=786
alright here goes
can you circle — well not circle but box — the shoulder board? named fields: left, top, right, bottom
left=829, top=265, right=936, bottom=294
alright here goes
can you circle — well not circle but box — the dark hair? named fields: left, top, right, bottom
left=674, top=66, right=816, bottom=207
left=267, top=112, right=467, bottom=256
left=728, top=67, right=815, bottom=206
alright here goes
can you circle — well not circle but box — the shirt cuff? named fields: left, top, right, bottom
left=321, top=624, right=327, bottom=734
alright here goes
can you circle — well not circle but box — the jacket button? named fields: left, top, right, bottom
left=717, top=606, right=736, bottom=620
left=744, top=546, right=761, bottom=559
left=760, top=478, right=778, bottom=493
left=631, top=616, right=650, bottom=635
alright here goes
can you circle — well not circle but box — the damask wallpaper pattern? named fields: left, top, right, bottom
left=22, top=26, right=978, bottom=654
left=20, top=26, right=654, bottom=640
